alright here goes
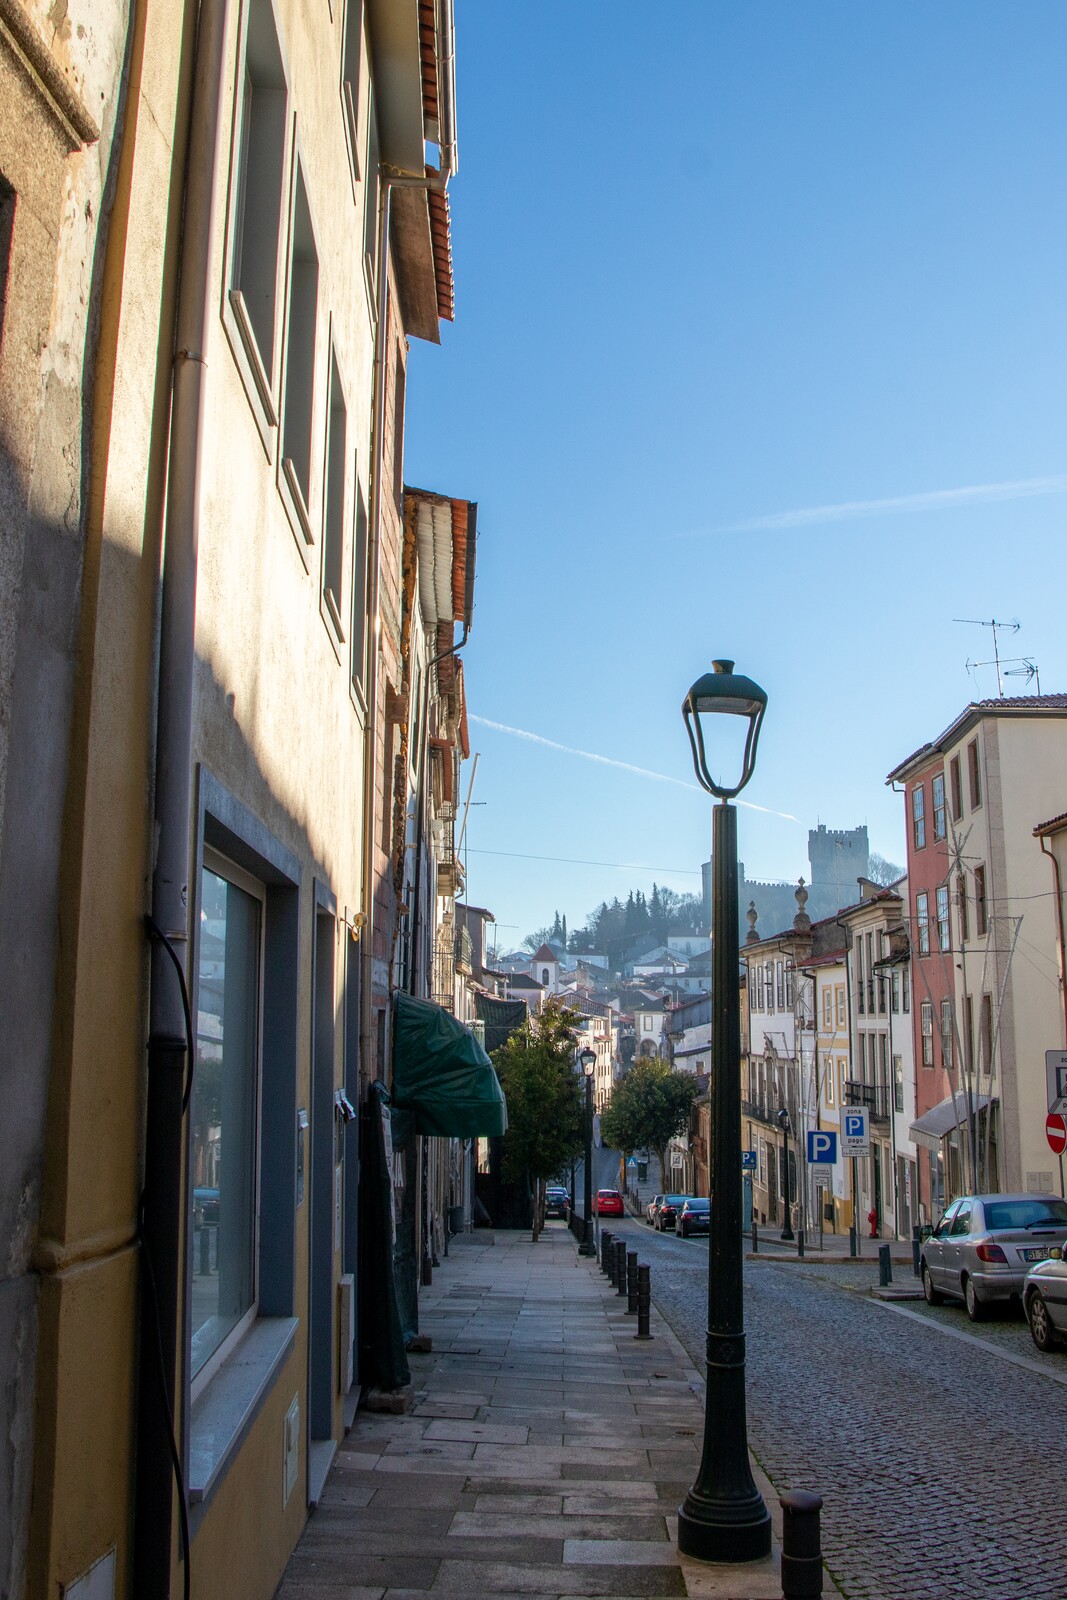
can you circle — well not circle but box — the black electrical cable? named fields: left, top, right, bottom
left=142, top=912, right=195, bottom=1600
left=137, top=1201, right=192, bottom=1600
left=145, top=913, right=196, bottom=1111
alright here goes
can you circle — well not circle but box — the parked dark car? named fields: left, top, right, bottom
left=544, top=1186, right=569, bottom=1220
left=654, top=1194, right=688, bottom=1231
left=193, top=1186, right=220, bottom=1226
left=920, top=1193, right=1067, bottom=1320
left=675, top=1197, right=710, bottom=1238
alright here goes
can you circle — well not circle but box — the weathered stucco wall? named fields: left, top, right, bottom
left=0, top=3, right=131, bottom=1594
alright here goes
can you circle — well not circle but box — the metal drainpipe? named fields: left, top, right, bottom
left=135, top=0, right=231, bottom=1592
left=1039, top=834, right=1067, bottom=1047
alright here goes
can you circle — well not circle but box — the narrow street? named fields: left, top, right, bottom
left=602, top=1215, right=1067, bottom=1600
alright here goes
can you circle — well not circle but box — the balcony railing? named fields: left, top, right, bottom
left=843, top=1079, right=891, bottom=1124
left=741, top=1098, right=779, bottom=1128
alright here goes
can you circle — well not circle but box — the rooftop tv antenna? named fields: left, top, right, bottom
left=954, top=617, right=1021, bottom=697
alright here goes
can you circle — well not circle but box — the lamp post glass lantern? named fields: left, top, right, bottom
left=579, top=1047, right=596, bottom=1256
left=677, top=661, right=772, bottom=1563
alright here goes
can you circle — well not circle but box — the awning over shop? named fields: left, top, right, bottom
left=909, top=1092, right=995, bottom=1152
left=392, top=991, right=508, bottom=1137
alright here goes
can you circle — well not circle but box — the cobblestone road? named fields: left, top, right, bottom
left=606, top=1216, right=1067, bottom=1600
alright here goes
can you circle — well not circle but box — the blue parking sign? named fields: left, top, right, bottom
left=841, top=1107, right=870, bottom=1155
left=806, top=1130, right=837, bottom=1164
left=741, top=1149, right=757, bottom=1170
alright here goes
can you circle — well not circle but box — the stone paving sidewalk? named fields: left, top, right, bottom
left=275, top=1227, right=841, bottom=1599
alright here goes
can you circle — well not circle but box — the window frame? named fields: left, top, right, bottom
left=349, top=477, right=370, bottom=710
left=912, top=783, right=926, bottom=850
left=967, top=738, right=982, bottom=809
left=939, top=997, right=953, bottom=1068
left=362, top=76, right=381, bottom=305
left=980, top=992, right=993, bottom=1074
left=190, top=847, right=266, bottom=1401
left=221, top=0, right=292, bottom=456
left=949, top=754, right=962, bottom=821
left=339, top=0, right=364, bottom=196
left=320, top=336, right=348, bottom=651
left=277, top=149, right=322, bottom=556
left=920, top=999, right=934, bottom=1066
left=935, top=884, right=950, bottom=953
left=916, top=891, right=930, bottom=956
left=932, top=772, right=946, bottom=841
left=186, top=770, right=302, bottom=1507
left=974, top=865, right=988, bottom=936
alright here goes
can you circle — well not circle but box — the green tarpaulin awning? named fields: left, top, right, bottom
left=392, top=991, right=508, bottom=1138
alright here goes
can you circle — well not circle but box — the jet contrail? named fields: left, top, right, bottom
left=691, top=473, right=1067, bottom=537
left=469, top=714, right=801, bottom=822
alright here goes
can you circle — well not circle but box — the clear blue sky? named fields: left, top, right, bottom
left=407, top=2, right=1067, bottom=950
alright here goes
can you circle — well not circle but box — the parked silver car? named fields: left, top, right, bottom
left=1023, top=1248, right=1067, bottom=1351
left=920, top=1193, right=1067, bottom=1321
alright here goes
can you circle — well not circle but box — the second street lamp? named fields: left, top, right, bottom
left=778, top=1107, right=795, bottom=1242
left=579, top=1046, right=596, bottom=1256
left=677, top=660, right=772, bottom=1564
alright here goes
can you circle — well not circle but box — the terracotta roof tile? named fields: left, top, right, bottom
left=427, top=172, right=454, bottom=322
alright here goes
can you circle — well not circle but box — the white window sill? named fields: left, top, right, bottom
left=279, top=456, right=314, bottom=568
left=188, top=1315, right=298, bottom=1509
left=221, top=289, right=278, bottom=462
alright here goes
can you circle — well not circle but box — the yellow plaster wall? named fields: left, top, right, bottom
left=29, top=0, right=195, bottom=1590
left=189, top=1342, right=308, bottom=1600
left=28, top=1247, right=139, bottom=1595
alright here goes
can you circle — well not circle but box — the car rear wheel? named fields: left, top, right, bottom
left=964, top=1276, right=985, bottom=1322
left=1028, top=1291, right=1057, bottom=1352
left=922, top=1263, right=942, bottom=1305
left=680, top=1222, right=688, bottom=1238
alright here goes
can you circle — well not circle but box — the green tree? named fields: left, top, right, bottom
left=600, top=1059, right=699, bottom=1188
left=491, top=998, right=584, bottom=1240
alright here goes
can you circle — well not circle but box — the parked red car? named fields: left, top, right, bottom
left=595, top=1188, right=624, bottom=1217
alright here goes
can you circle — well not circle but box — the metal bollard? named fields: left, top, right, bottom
left=912, top=1223, right=921, bottom=1278
left=878, top=1243, right=892, bottom=1287
left=848, top=1225, right=857, bottom=1258
left=601, top=1230, right=613, bottom=1277
left=626, top=1250, right=638, bottom=1314
left=797, top=1229, right=805, bottom=1259
left=615, top=1239, right=627, bottom=1295
left=635, top=1263, right=653, bottom=1340
left=751, top=1218, right=758, bottom=1254
left=780, top=1489, right=823, bottom=1597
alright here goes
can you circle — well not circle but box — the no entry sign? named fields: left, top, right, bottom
left=1046, top=1113, right=1067, bottom=1156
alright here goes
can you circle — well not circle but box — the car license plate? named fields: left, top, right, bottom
left=1022, top=1247, right=1052, bottom=1262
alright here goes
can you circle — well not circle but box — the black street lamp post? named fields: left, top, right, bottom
left=778, top=1108, right=795, bottom=1242
left=578, top=1046, right=596, bottom=1256
left=677, top=660, right=772, bottom=1564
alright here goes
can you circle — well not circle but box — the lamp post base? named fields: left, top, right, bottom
left=578, top=1219, right=595, bottom=1257
left=677, top=1489, right=772, bottom=1564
